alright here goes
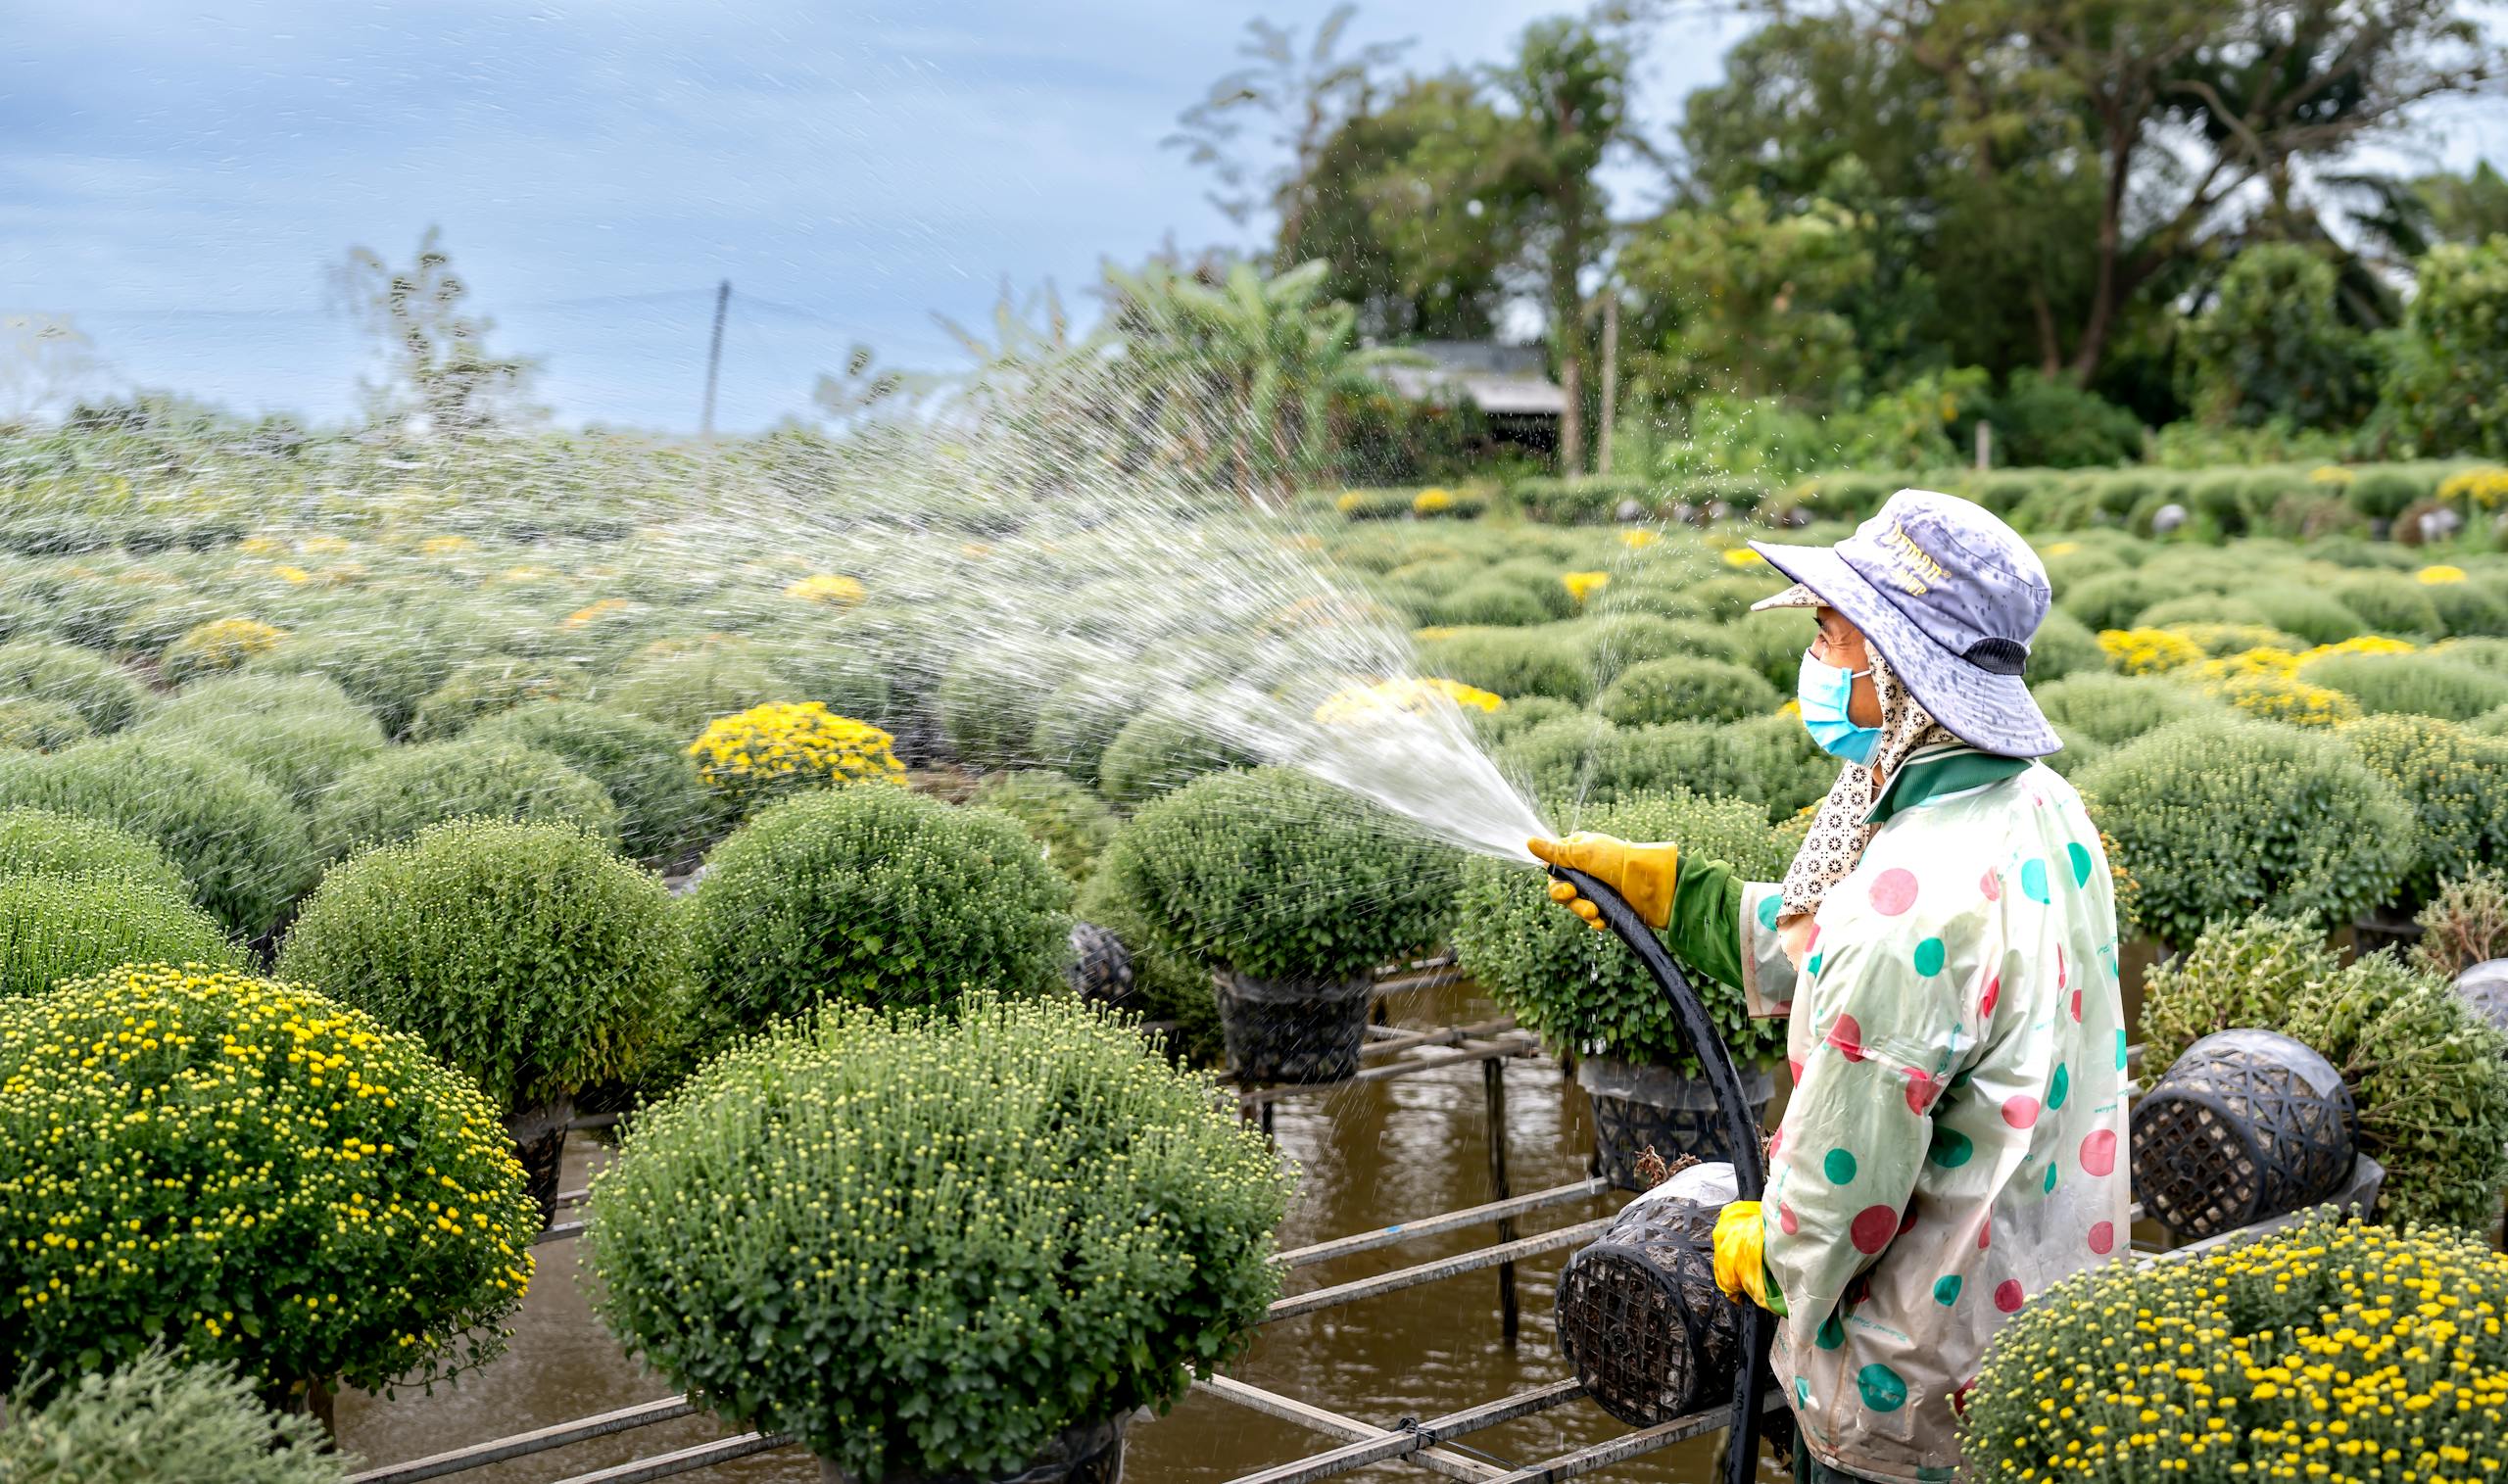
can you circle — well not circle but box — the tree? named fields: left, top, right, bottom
left=2417, top=162, right=2508, bottom=245
left=332, top=227, right=541, bottom=438
left=1616, top=188, right=1874, bottom=404
left=2179, top=244, right=2374, bottom=430
left=2374, top=236, right=2508, bottom=459
left=1104, top=258, right=1416, bottom=505
left=0, top=314, right=106, bottom=423
left=1164, top=6, right=1414, bottom=254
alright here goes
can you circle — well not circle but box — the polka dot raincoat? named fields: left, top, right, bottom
left=1670, top=742, right=2128, bottom=1483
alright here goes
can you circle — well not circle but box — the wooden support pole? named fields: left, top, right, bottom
left=1483, top=1057, right=1519, bottom=1345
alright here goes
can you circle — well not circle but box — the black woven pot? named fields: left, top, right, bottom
left=2130, top=1029, right=2355, bottom=1241
left=1066, top=922, right=1136, bottom=1009
left=2454, top=959, right=2508, bottom=1040
left=816, top=1415, right=1125, bottom=1484
left=1557, top=1162, right=1743, bottom=1427
left=1213, top=970, right=1371, bottom=1084
left=504, top=1096, right=574, bottom=1231
left=1578, top=1057, right=1775, bottom=1193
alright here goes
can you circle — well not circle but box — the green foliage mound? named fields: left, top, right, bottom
left=313, top=737, right=620, bottom=862
left=139, top=705, right=389, bottom=812
left=685, top=785, right=1071, bottom=1034
left=2298, top=650, right=2508, bottom=722
left=2243, top=586, right=2371, bottom=646
left=2078, top=716, right=2412, bottom=945
left=1595, top=655, right=1782, bottom=727
left=1452, top=790, right=1792, bottom=1075
left=1414, top=626, right=1594, bottom=701
left=936, top=647, right=1052, bottom=773
left=585, top=995, right=1290, bottom=1482
left=2327, top=573, right=2442, bottom=640
left=0, top=696, right=89, bottom=753
left=0, top=739, right=314, bottom=938
left=0, top=640, right=144, bottom=735
left=0, top=872, right=241, bottom=1000
left=2139, top=914, right=2340, bottom=1073
left=408, top=657, right=588, bottom=741
left=2024, top=609, right=2106, bottom=683
left=278, top=822, right=687, bottom=1110
left=1095, top=711, right=1256, bottom=810
left=2030, top=671, right=2223, bottom=749
left=599, top=643, right=790, bottom=737
left=0, top=807, right=188, bottom=899
left=251, top=629, right=465, bottom=738
left=970, top=770, right=1119, bottom=886
left=0, top=1351, right=346, bottom=1484
left=2412, top=866, right=2508, bottom=979
left=1469, top=694, right=1580, bottom=746
left=470, top=702, right=717, bottom=867
left=2338, top=714, right=2508, bottom=905
left=1094, top=767, right=1457, bottom=981
left=0, top=965, right=535, bottom=1394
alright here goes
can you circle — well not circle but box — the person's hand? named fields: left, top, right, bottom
left=1712, top=1199, right=1775, bottom=1309
left=1525, top=834, right=1680, bottom=930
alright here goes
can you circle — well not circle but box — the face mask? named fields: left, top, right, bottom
left=1798, top=649, right=1882, bottom=764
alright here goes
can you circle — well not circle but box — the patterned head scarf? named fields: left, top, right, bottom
left=1778, top=646, right=1960, bottom=919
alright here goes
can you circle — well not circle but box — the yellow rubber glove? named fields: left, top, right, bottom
left=1712, top=1199, right=1775, bottom=1310
left=1525, top=834, right=1681, bottom=930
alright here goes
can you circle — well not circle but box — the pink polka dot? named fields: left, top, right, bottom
left=1869, top=868, right=1919, bottom=916
left=1904, top=1069, right=1936, bottom=1116
left=1979, top=868, right=2000, bottom=901
left=1779, top=1201, right=1800, bottom=1235
left=1950, top=1379, right=1976, bottom=1418
left=1994, top=1280, right=2025, bottom=1314
left=1897, top=1205, right=1919, bottom=1238
left=1851, top=1204, right=1898, bottom=1255
left=2080, top=1128, right=2117, bottom=1177
left=2088, top=1221, right=2115, bottom=1256
left=2002, top=1095, right=2041, bottom=1130
left=2070, top=987, right=2083, bottom=1023
left=1769, top=1127, right=1786, bottom=1159
left=1828, top=1013, right=1865, bottom=1063
left=1979, top=975, right=2001, bottom=1017
left=1806, top=923, right=1820, bottom=952
left=1788, top=1055, right=1805, bottom=1084
left=2056, top=944, right=2067, bottom=989
left=1977, top=1217, right=1992, bottom=1251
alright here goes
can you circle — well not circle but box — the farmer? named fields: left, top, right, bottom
left=1529, top=490, right=2126, bottom=1484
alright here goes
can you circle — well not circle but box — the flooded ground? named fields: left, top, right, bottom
left=339, top=955, right=2157, bottom=1484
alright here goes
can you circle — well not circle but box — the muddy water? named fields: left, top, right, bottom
left=337, top=955, right=2157, bottom=1483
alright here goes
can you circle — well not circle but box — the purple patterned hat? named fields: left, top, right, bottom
left=1748, top=490, right=2061, bottom=757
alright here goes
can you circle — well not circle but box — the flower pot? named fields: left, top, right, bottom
left=1066, top=922, right=1136, bottom=1010
left=816, top=1414, right=1126, bottom=1484
left=2130, top=1029, right=2355, bottom=1241
left=504, top=1095, right=574, bottom=1230
left=2453, top=959, right=2508, bottom=1040
left=1213, top=969, right=1371, bottom=1084
left=1576, top=1056, right=1774, bottom=1193
left=1556, top=1160, right=1742, bottom=1427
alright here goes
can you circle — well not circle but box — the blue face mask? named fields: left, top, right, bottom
left=1797, top=649, right=1882, bottom=764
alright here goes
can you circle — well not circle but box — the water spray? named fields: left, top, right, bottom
left=1542, top=864, right=1773, bottom=1484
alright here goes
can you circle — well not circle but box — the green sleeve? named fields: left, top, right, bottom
left=1662, top=857, right=1749, bottom=992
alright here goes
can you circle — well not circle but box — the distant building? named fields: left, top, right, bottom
left=1375, top=340, right=1565, bottom=452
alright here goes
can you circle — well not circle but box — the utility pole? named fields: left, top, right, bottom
left=699, top=279, right=731, bottom=438
left=1596, top=295, right=1620, bottom=477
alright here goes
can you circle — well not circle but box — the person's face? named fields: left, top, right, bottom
left=1810, top=605, right=1884, bottom=728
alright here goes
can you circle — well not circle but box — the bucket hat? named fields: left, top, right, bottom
left=1748, top=489, right=2061, bottom=757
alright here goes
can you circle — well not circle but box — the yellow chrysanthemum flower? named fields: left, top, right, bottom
left=1720, top=548, right=1767, bottom=568
left=1562, top=570, right=1613, bottom=603
left=689, top=702, right=905, bottom=813
left=784, top=573, right=867, bottom=606
left=1412, top=488, right=1456, bottom=514
left=1312, top=676, right=1505, bottom=726
left=2416, top=564, right=2468, bottom=586
left=1619, top=528, right=1661, bottom=550
left=2098, top=627, right=2207, bottom=676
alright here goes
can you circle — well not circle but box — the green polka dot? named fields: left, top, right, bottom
left=2043, top=1162, right=2059, bottom=1194
left=1796, top=1377, right=1812, bottom=1409
left=1933, top=1273, right=1962, bottom=1306
left=2067, top=840, right=2094, bottom=886
left=1911, top=936, right=1946, bottom=976
left=1857, top=1363, right=1908, bottom=1412
left=2020, top=858, right=2050, bottom=904
left=1807, top=951, right=1822, bottom=979
left=1758, top=893, right=1783, bottom=931
left=1929, top=1127, right=1973, bottom=1169
left=2116, top=1029, right=2129, bottom=1070
left=2049, top=1063, right=2070, bottom=1110
left=1816, top=1313, right=1846, bottom=1350
left=1824, top=1147, right=1858, bottom=1184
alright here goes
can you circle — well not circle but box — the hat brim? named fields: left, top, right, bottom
left=1748, top=539, right=2062, bottom=758
left=1749, top=581, right=1821, bottom=612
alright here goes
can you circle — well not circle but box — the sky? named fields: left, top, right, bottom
left=5, top=1, right=2503, bottom=434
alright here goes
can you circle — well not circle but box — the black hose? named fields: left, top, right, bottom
left=1548, top=865, right=1773, bottom=1484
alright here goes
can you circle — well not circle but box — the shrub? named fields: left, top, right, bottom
left=1415, top=626, right=1595, bottom=701
left=1682, top=570, right=1787, bottom=621
left=161, top=618, right=287, bottom=686
left=471, top=702, right=718, bottom=867
left=1423, top=577, right=1552, bottom=628
left=2030, top=672, right=2221, bottom=749
left=1570, top=613, right=1737, bottom=684
left=2243, top=586, right=2370, bottom=646
left=2288, top=952, right=2508, bottom=1228
left=2153, top=621, right=2303, bottom=657
left=2023, top=608, right=2105, bottom=683
left=1094, top=767, right=1456, bottom=981
left=0, top=807, right=189, bottom=898
left=0, top=695, right=88, bottom=752
left=685, top=785, right=1071, bottom=1036
left=1596, top=655, right=1782, bottom=727
left=278, top=822, right=686, bottom=1111
left=686, top=701, right=904, bottom=819
left=1072, top=866, right=1225, bottom=1062
left=1028, top=682, right=1136, bottom=787
left=1469, top=694, right=1580, bottom=746
left=2078, top=716, right=2413, bottom=944
left=2339, top=714, right=2508, bottom=906
left=1962, top=1214, right=2508, bottom=1478
left=1983, top=369, right=2146, bottom=467
left=2096, top=626, right=2207, bottom=676
left=0, top=965, right=535, bottom=1393
left=936, top=647, right=1054, bottom=773
left=2060, top=569, right=2169, bottom=632
left=0, top=739, right=314, bottom=937
left=0, top=639, right=144, bottom=735
left=585, top=995, right=1290, bottom=1481
left=313, top=738, right=620, bottom=862
left=151, top=672, right=367, bottom=727
left=0, top=872, right=242, bottom=1000
left=2427, top=576, right=2508, bottom=639
left=2328, top=572, right=2443, bottom=640
left=0, top=1351, right=345, bottom=1484
left=2298, top=649, right=2508, bottom=722
left=408, top=656, right=588, bottom=741
left=2131, top=593, right=2279, bottom=634
left=251, top=628, right=465, bottom=738
left=1095, top=711, right=1256, bottom=810
left=1723, top=712, right=1837, bottom=820
left=599, top=642, right=789, bottom=736
left=970, top=770, right=1119, bottom=886
left=2138, top=913, right=2340, bottom=1072
left=1452, top=790, right=1792, bottom=1074
left=1724, top=606, right=1817, bottom=691
left=141, top=705, right=389, bottom=812
left=2412, top=866, right=2508, bottom=979
left=2376, top=236, right=2508, bottom=457
left=2200, top=667, right=2362, bottom=728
